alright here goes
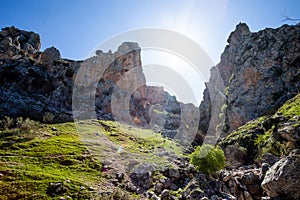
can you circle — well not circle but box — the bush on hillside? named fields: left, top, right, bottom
left=190, top=144, right=226, bottom=175
left=0, top=116, right=14, bottom=130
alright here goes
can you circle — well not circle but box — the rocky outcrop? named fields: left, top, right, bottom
left=0, top=26, right=77, bottom=122
left=0, top=26, right=41, bottom=59
left=197, top=23, right=300, bottom=142
left=0, top=26, right=196, bottom=134
left=219, top=93, right=300, bottom=166
left=108, top=156, right=272, bottom=200
left=218, top=93, right=300, bottom=200
left=262, top=150, right=300, bottom=200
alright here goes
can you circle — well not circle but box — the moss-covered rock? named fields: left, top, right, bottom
left=219, top=94, right=300, bottom=167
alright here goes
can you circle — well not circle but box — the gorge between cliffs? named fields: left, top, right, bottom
left=0, top=22, right=299, bottom=200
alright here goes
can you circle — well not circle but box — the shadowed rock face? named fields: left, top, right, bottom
left=197, top=23, right=300, bottom=143
left=0, top=26, right=196, bottom=133
left=0, top=26, right=77, bottom=121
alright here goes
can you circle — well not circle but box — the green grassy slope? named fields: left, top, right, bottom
left=0, top=119, right=185, bottom=199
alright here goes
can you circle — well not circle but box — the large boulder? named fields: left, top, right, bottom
left=261, top=150, right=300, bottom=199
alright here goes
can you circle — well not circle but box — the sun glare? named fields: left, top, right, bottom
left=142, top=50, right=205, bottom=106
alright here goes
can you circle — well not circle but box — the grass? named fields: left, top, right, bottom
left=277, top=93, right=300, bottom=117
left=220, top=116, right=266, bottom=148
left=96, top=120, right=186, bottom=169
left=0, top=118, right=186, bottom=199
left=0, top=122, right=102, bottom=199
left=99, top=120, right=184, bottom=156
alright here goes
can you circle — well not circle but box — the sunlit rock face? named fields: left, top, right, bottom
left=0, top=26, right=197, bottom=134
left=197, top=23, right=300, bottom=143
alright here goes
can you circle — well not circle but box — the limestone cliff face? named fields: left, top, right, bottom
left=0, top=26, right=190, bottom=130
left=197, top=23, right=300, bottom=142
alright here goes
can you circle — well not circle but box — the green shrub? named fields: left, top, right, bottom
left=190, top=144, right=226, bottom=175
left=16, top=117, right=40, bottom=131
left=0, top=116, right=14, bottom=130
left=43, top=112, right=55, bottom=123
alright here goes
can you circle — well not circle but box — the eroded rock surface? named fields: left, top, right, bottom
left=198, top=23, right=300, bottom=142
left=262, top=150, right=300, bottom=200
left=0, top=26, right=197, bottom=137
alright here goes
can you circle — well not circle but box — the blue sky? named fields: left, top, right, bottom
left=1, top=0, right=299, bottom=63
left=1, top=0, right=299, bottom=105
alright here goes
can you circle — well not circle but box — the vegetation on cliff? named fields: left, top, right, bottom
left=220, top=93, right=300, bottom=166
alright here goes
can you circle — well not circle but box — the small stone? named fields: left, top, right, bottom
left=155, top=182, right=164, bottom=194
left=51, top=127, right=57, bottom=131
left=88, top=186, right=95, bottom=191
left=261, top=163, right=270, bottom=174
left=168, top=168, right=180, bottom=179
left=80, top=186, right=85, bottom=190
left=170, top=183, right=178, bottom=190
left=262, top=151, right=300, bottom=199
left=54, top=183, right=61, bottom=187
left=243, top=191, right=253, bottom=200
left=116, top=172, right=124, bottom=181
left=210, top=195, right=219, bottom=200
left=161, top=189, right=170, bottom=198
left=242, top=172, right=257, bottom=185
left=160, top=177, right=171, bottom=188
left=59, top=197, right=65, bottom=200
left=126, top=183, right=136, bottom=192
left=147, top=191, right=154, bottom=197
left=55, top=187, right=62, bottom=194
left=151, top=194, right=160, bottom=200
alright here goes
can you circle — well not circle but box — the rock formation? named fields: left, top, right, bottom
left=262, top=150, right=300, bottom=200
left=0, top=26, right=77, bottom=122
left=197, top=23, right=300, bottom=143
left=0, top=26, right=196, bottom=139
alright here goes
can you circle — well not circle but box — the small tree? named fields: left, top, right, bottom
left=190, top=144, right=226, bottom=175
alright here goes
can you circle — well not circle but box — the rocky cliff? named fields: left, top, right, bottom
left=197, top=23, right=300, bottom=143
left=0, top=26, right=77, bottom=122
left=0, top=26, right=196, bottom=138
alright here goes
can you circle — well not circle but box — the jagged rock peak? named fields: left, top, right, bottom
left=0, top=26, right=41, bottom=56
left=197, top=22, right=300, bottom=143
left=227, top=22, right=251, bottom=45
left=117, top=42, right=140, bottom=53
left=43, top=46, right=61, bottom=60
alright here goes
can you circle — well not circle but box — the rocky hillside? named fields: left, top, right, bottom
left=0, top=93, right=299, bottom=200
left=219, top=93, right=300, bottom=200
left=197, top=23, right=300, bottom=142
